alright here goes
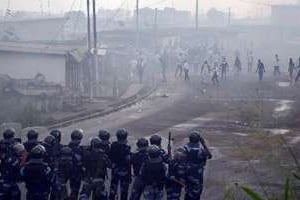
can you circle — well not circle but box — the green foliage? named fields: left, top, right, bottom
left=284, top=178, right=291, bottom=200
left=241, top=176, right=299, bottom=200
left=241, top=186, right=265, bottom=200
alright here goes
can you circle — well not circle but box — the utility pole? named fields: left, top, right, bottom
left=135, top=0, right=139, bottom=51
left=228, top=7, right=231, bottom=26
left=195, top=0, right=199, bottom=29
left=87, top=0, right=91, bottom=50
left=87, top=0, right=93, bottom=99
left=154, top=8, right=158, bottom=52
left=92, top=0, right=99, bottom=97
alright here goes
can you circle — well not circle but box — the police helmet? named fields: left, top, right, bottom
left=71, top=129, right=83, bottom=141
left=31, top=144, right=46, bottom=158
left=136, top=138, right=149, bottom=149
left=27, top=129, right=39, bottom=140
left=90, top=137, right=104, bottom=150
left=116, top=128, right=128, bottom=141
left=189, top=131, right=201, bottom=144
left=13, top=143, right=25, bottom=155
left=49, top=129, right=61, bottom=143
left=150, top=134, right=162, bottom=146
left=174, top=147, right=187, bottom=160
left=147, top=145, right=161, bottom=159
left=3, top=128, right=15, bottom=139
left=98, top=130, right=110, bottom=141
left=44, top=135, right=56, bottom=146
left=60, top=146, right=72, bottom=156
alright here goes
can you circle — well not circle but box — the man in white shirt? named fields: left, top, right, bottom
left=183, top=60, right=190, bottom=81
left=274, top=54, right=281, bottom=76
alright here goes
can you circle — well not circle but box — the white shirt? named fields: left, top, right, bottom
left=183, top=62, right=189, bottom=70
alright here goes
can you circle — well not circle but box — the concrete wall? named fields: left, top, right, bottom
left=0, top=51, right=65, bottom=85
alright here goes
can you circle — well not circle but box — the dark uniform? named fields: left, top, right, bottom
left=68, top=129, right=84, bottom=199
left=166, top=148, right=187, bottom=200
left=49, top=129, right=63, bottom=161
left=288, top=58, right=295, bottom=79
left=256, top=59, right=266, bottom=81
left=0, top=143, right=26, bottom=200
left=80, top=137, right=111, bottom=200
left=150, top=134, right=169, bottom=163
left=109, top=129, right=131, bottom=200
left=0, top=128, right=17, bottom=175
left=183, top=131, right=212, bottom=200
left=56, top=146, right=74, bottom=200
left=130, top=138, right=149, bottom=200
left=42, top=135, right=58, bottom=200
left=23, top=130, right=40, bottom=159
left=220, top=59, right=229, bottom=81
left=21, top=145, right=54, bottom=200
left=42, top=135, right=56, bottom=169
left=98, top=130, right=111, bottom=155
left=141, top=145, right=166, bottom=200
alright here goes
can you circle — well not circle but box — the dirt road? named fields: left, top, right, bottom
left=57, top=73, right=300, bottom=199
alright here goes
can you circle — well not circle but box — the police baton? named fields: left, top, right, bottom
left=200, top=137, right=212, bottom=159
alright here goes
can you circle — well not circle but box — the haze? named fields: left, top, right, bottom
left=1, top=0, right=298, bottom=17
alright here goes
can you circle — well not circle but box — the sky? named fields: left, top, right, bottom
left=1, top=0, right=298, bottom=17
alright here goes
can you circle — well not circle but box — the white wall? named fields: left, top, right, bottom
left=0, top=51, right=65, bottom=85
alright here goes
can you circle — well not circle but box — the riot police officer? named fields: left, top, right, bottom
left=109, top=128, right=131, bottom=200
left=130, top=138, right=149, bottom=200
left=49, top=129, right=63, bottom=160
left=80, top=137, right=111, bottom=200
left=0, top=128, right=17, bottom=175
left=21, top=144, right=55, bottom=200
left=68, top=129, right=84, bottom=199
left=24, top=129, right=40, bottom=154
left=150, top=134, right=169, bottom=163
left=42, top=135, right=56, bottom=170
left=98, top=129, right=111, bottom=155
left=141, top=145, right=166, bottom=200
left=0, top=143, right=26, bottom=200
left=56, top=146, right=74, bottom=200
left=166, top=148, right=187, bottom=200
left=183, top=131, right=212, bottom=200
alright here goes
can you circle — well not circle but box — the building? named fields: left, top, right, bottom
left=0, top=17, right=67, bottom=41
left=0, top=41, right=121, bottom=97
left=136, top=7, right=192, bottom=29
left=271, top=5, right=300, bottom=27
left=0, top=41, right=69, bottom=84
